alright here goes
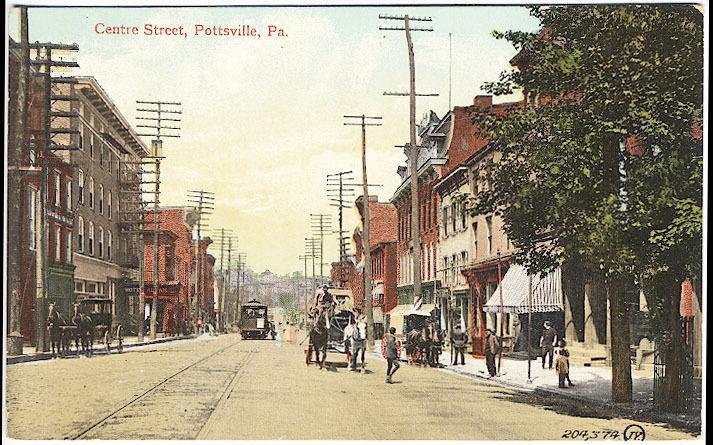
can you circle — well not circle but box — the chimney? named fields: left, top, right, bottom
left=473, top=95, right=493, bottom=109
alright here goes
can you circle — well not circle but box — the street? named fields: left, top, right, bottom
left=6, top=335, right=695, bottom=440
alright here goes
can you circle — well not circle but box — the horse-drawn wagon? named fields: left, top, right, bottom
left=403, top=308, right=445, bottom=367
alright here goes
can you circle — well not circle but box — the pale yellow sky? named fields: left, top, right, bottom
left=7, top=4, right=538, bottom=274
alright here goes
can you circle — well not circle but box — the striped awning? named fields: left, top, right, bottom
left=483, top=264, right=563, bottom=314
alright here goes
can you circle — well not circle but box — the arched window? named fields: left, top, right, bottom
left=77, top=216, right=84, bottom=253
left=88, top=221, right=94, bottom=256
left=66, top=180, right=72, bottom=211
left=107, top=230, right=112, bottom=260
left=99, top=184, right=104, bottom=214
left=88, top=177, right=95, bottom=209
left=78, top=169, right=84, bottom=204
left=98, top=227, right=104, bottom=258
left=107, top=191, right=112, bottom=219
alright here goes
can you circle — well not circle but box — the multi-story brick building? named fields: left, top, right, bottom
left=62, top=77, right=148, bottom=333
left=390, top=111, right=447, bottom=334
left=8, top=44, right=76, bottom=347
left=142, top=207, right=199, bottom=335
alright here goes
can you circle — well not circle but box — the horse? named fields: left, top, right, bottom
left=406, top=328, right=427, bottom=365
left=72, top=303, right=94, bottom=357
left=307, top=311, right=329, bottom=369
left=350, top=319, right=368, bottom=372
left=47, top=303, right=69, bottom=358
left=425, top=322, right=444, bottom=367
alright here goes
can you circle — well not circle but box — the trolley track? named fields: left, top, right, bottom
left=66, top=338, right=252, bottom=440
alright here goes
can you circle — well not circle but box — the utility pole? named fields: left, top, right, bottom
left=234, top=253, right=247, bottom=320
left=299, top=254, right=313, bottom=311
left=304, top=238, right=320, bottom=299
left=26, top=38, right=80, bottom=352
left=211, top=228, right=234, bottom=332
left=187, top=190, right=214, bottom=332
left=310, top=213, right=332, bottom=281
left=379, top=13, right=437, bottom=310
left=136, top=100, right=181, bottom=340
left=7, top=7, right=30, bottom=355
left=327, top=171, right=355, bottom=262
left=344, top=114, right=382, bottom=346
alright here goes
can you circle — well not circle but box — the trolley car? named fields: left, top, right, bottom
left=239, top=299, right=272, bottom=339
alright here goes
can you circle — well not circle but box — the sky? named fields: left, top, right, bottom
left=7, top=3, right=541, bottom=275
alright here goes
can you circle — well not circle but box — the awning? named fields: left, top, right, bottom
left=483, top=264, right=563, bottom=314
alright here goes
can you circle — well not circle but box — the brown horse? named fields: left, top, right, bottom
left=47, top=303, right=68, bottom=358
left=307, top=311, right=329, bottom=369
left=72, top=303, right=94, bottom=357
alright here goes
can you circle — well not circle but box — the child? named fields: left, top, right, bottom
left=555, top=342, right=575, bottom=388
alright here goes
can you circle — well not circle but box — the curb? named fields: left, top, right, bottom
left=6, top=334, right=197, bottom=365
left=367, top=351, right=700, bottom=432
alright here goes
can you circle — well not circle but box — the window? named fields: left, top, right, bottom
left=86, top=282, right=97, bottom=294
left=78, top=170, right=84, bottom=204
left=77, top=216, right=84, bottom=252
left=66, top=180, right=72, bottom=211
left=98, top=227, right=104, bottom=258
left=28, top=188, right=37, bottom=250
left=79, top=125, right=84, bottom=151
left=89, top=134, right=94, bottom=159
left=107, top=191, right=112, bottom=219
left=29, top=136, right=37, bottom=165
left=451, top=203, right=457, bottom=233
left=107, top=230, right=112, bottom=260
left=486, top=216, right=493, bottom=255
left=99, top=184, right=104, bottom=214
left=443, top=206, right=449, bottom=237
left=461, top=204, right=467, bottom=230
left=88, top=222, right=94, bottom=256
left=165, top=245, right=175, bottom=281
left=55, top=226, right=62, bottom=262
left=88, top=177, right=94, bottom=209
left=54, top=172, right=61, bottom=207
left=75, top=281, right=85, bottom=292
left=100, top=145, right=104, bottom=168
left=66, top=232, right=72, bottom=262
left=472, top=222, right=478, bottom=258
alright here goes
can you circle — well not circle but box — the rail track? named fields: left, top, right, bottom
left=66, top=339, right=253, bottom=440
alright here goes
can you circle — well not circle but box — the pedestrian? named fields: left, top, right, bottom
left=484, top=328, right=500, bottom=378
left=539, top=321, right=558, bottom=369
left=382, top=327, right=401, bottom=384
left=451, top=323, right=468, bottom=366
left=555, top=347, right=573, bottom=388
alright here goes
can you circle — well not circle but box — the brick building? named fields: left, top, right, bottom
left=142, top=207, right=198, bottom=335
left=55, top=77, right=148, bottom=334
left=390, top=111, right=447, bottom=334
left=8, top=44, right=76, bottom=346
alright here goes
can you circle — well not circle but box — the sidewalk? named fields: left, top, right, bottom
left=367, top=346, right=701, bottom=432
left=7, top=333, right=196, bottom=365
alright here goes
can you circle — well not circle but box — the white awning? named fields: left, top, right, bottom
left=483, top=264, right=563, bottom=314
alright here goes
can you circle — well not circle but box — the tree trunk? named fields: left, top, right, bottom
left=608, top=276, right=632, bottom=403
left=661, top=273, right=684, bottom=413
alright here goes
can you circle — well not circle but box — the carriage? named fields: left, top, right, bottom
left=403, top=308, right=444, bottom=366
left=239, top=299, right=274, bottom=339
left=310, top=287, right=357, bottom=353
left=79, top=297, right=113, bottom=340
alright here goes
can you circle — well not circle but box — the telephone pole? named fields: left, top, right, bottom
left=136, top=100, right=181, bottom=340
left=234, top=253, right=247, bottom=321
left=299, top=254, right=313, bottom=311
left=343, top=114, right=382, bottom=346
left=211, top=228, right=234, bottom=332
left=379, top=14, right=437, bottom=310
left=327, top=171, right=355, bottom=262
left=304, top=238, right=320, bottom=298
left=24, top=37, right=80, bottom=352
left=310, top=213, right=332, bottom=281
left=187, top=190, right=214, bottom=331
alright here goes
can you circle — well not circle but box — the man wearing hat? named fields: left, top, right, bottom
left=451, top=323, right=468, bottom=366
left=539, top=320, right=558, bottom=369
left=484, top=328, right=500, bottom=378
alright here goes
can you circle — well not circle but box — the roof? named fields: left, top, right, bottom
left=484, top=264, right=564, bottom=314
left=75, top=77, right=148, bottom=157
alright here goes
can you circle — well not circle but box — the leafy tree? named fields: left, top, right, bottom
left=469, top=5, right=702, bottom=407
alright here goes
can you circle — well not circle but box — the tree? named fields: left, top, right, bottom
left=470, top=5, right=703, bottom=406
